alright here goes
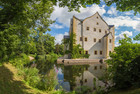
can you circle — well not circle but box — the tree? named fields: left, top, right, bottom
left=55, top=43, right=64, bottom=55
left=0, top=0, right=54, bottom=61
left=106, top=35, right=140, bottom=89
left=43, top=34, right=55, bottom=54
left=1, top=0, right=138, bottom=62
left=134, top=33, right=140, bottom=41
left=105, top=0, right=140, bottom=15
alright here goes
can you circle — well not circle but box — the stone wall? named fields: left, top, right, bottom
left=72, top=12, right=114, bottom=59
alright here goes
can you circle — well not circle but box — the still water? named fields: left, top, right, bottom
left=56, top=63, right=107, bottom=91
left=33, top=58, right=107, bottom=92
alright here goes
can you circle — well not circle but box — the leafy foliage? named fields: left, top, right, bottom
left=55, top=43, right=64, bottom=55
left=9, top=53, right=30, bottom=68
left=133, top=33, right=140, bottom=41
left=106, top=35, right=140, bottom=89
left=0, top=0, right=54, bottom=62
left=64, top=32, right=90, bottom=59
left=104, top=0, right=140, bottom=14
left=37, top=69, right=57, bottom=91
left=18, top=67, right=40, bottom=88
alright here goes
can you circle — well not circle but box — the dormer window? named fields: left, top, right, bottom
left=87, top=27, right=89, bottom=30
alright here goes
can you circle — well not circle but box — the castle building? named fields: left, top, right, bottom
left=64, top=12, right=115, bottom=59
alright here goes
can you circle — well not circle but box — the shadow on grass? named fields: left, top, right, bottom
left=0, top=65, right=32, bottom=94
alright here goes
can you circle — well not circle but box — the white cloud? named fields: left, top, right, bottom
left=51, top=4, right=140, bottom=32
left=51, top=4, right=106, bottom=27
left=115, top=31, right=133, bottom=40
left=124, top=12, right=133, bottom=15
left=50, top=23, right=64, bottom=29
left=64, top=32, right=69, bottom=35
left=115, top=42, right=120, bottom=47
left=104, top=16, right=140, bottom=30
left=136, top=23, right=140, bottom=31
left=55, top=32, right=69, bottom=44
left=107, top=6, right=118, bottom=15
left=55, top=34, right=63, bottom=44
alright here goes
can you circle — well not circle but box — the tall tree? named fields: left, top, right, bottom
left=43, top=34, right=55, bottom=54
left=0, top=0, right=54, bottom=61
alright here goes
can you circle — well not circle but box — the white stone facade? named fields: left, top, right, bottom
left=66, top=12, right=115, bottom=59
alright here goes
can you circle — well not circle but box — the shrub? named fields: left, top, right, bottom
left=75, top=86, right=92, bottom=94
left=9, top=53, right=30, bottom=68
left=46, top=52, right=58, bottom=62
left=37, top=69, right=57, bottom=91
left=18, top=67, right=40, bottom=88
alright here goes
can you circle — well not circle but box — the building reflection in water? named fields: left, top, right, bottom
left=57, top=62, right=107, bottom=91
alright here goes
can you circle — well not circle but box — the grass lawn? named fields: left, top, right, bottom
left=110, top=88, right=140, bottom=94
left=0, top=63, right=45, bottom=94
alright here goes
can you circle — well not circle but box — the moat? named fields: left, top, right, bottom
left=56, top=63, right=107, bottom=91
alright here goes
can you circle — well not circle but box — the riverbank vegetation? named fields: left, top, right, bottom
left=0, top=0, right=140, bottom=94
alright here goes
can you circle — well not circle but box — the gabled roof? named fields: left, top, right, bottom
left=73, top=12, right=114, bottom=28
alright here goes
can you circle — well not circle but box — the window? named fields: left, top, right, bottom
left=99, top=39, right=101, bottom=43
left=94, top=28, right=96, bottom=31
left=105, top=30, right=107, bottom=34
left=80, top=37, right=82, bottom=41
left=99, top=29, right=101, bottom=33
left=100, top=65, right=102, bottom=69
left=94, top=66, right=97, bottom=70
left=97, top=22, right=99, bottom=25
left=109, top=39, right=112, bottom=43
left=85, top=79, right=87, bottom=82
left=85, top=51, right=88, bottom=54
left=97, top=16, right=98, bottom=19
left=100, top=51, right=102, bottom=55
left=87, top=27, right=89, bottom=30
left=94, top=51, right=97, bottom=55
left=94, top=38, right=96, bottom=42
left=85, top=37, right=87, bottom=41
left=79, top=51, right=81, bottom=54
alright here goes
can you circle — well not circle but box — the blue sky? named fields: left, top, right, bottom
left=48, top=1, right=140, bottom=46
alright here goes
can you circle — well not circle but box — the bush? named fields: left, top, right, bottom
left=46, top=52, right=58, bottom=62
left=18, top=67, right=40, bottom=88
left=37, top=69, right=57, bottom=91
left=75, top=86, right=92, bottom=94
left=9, top=53, right=30, bottom=68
